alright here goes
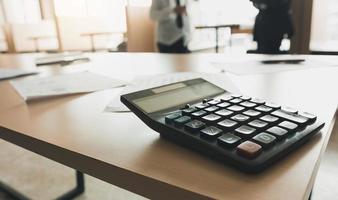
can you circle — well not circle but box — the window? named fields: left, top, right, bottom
left=310, top=0, right=338, bottom=52
left=193, top=0, right=257, bottom=26
left=54, top=0, right=127, bottom=32
left=189, top=0, right=258, bottom=52
left=1, top=0, right=41, bottom=23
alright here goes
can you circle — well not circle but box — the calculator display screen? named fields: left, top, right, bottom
left=133, top=81, right=224, bottom=113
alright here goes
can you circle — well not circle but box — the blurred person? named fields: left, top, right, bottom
left=250, top=0, right=294, bottom=54
left=150, top=0, right=193, bottom=53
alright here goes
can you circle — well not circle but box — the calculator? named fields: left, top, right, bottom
left=121, top=78, right=324, bottom=173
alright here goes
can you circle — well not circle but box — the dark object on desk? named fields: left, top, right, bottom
left=36, top=53, right=90, bottom=66
left=121, top=78, right=324, bottom=173
left=250, top=0, right=294, bottom=54
left=261, top=59, right=305, bottom=64
left=0, top=69, right=38, bottom=81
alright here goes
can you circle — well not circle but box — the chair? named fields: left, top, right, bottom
left=11, top=20, right=58, bottom=52
left=56, top=17, right=125, bottom=52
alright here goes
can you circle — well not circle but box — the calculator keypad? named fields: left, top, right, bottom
left=164, top=93, right=320, bottom=161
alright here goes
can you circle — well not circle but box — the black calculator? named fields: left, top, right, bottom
left=121, top=78, right=324, bottom=173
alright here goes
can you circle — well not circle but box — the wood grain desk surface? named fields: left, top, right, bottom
left=0, top=53, right=337, bottom=200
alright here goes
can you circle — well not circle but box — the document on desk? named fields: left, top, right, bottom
left=211, top=55, right=338, bottom=75
left=0, top=68, right=38, bottom=81
left=11, top=71, right=127, bottom=101
left=105, top=72, right=239, bottom=112
left=35, top=52, right=90, bottom=66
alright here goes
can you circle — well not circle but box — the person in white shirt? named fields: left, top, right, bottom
left=150, top=0, right=192, bottom=53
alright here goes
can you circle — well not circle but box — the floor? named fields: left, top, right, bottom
left=0, top=121, right=337, bottom=200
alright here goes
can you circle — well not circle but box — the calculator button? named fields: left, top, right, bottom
left=165, top=112, right=182, bottom=123
left=231, top=114, right=250, bottom=123
left=248, top=120, right=268, bottom=129
left=218, top=119, right=238, bottom=129
left=195, top=103, right=209, bottom=109
left=230, top=98, right=243, bottom=104
left=243, top=110, right=261, bottom=117
left=281, top=106, right=298, bottom=114
left=240, top=101, right=257, bottom=108
left=208, top=99, right=222, bottom=105
left=191, top=110, right=207, bottom=118
left=227, top=105, right=245, bottom=112
left=205, top=106, right=219, bottom=112
left=278, top=121, right=298, bottom=131
left=174, top=116, right=191, bottom=126
left=240, top=96, right=251, bottom=101
left=255, top=105, right=273, bottom=113
left=182, top=107, right=198, bottom=115
left=265, top=102, right=281, bottom=109
left=271, top=110, right=308, bottom=125
left=260, top=115, right=279, bottom=123
left=201, top=126, right=223, bottom=139
left=266, top=126, right=288, bottom=139
left=252, top=133, right=276, bottom=148
left=202, top=114, right=221, bottom=122
left=235, top=125, right=256, bottom=138
left=184, top=104, right=191, bottom=109
left=231, top=94, right=242, bottom=98
left=299, top=112, right=317, bottom=123
left=217, top=102, right=231, bottom=108
left=185, top=120, right=206, bottom=132
left=215, top=109, right=233, bottom=117
left=217, top=134, right=241, bottom=148
left=237, top=141, right=262, bottom=159
left=250, top=98, right=265, bottom=105
left=221, top=95, right=233, bottom=101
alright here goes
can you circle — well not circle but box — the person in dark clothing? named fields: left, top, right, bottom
left=250, top=0, right=294, bottom=54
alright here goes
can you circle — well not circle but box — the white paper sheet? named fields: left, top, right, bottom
left=0, top=68, right=38, bottom=80
left=105, top=72, right=239, bottom=112
left=11, top=71, right=127, bottom=101
left=35, top=52, right=89, bottom=66
left=211, top=55, right=338, bottom=75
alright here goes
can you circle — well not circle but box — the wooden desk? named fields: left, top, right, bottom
left=195, top=24, right=240, bottom=53
left=0, top=53, right=337, bottom=200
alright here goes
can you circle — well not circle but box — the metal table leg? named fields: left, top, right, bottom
left=215, top=27, right=219, bottom=53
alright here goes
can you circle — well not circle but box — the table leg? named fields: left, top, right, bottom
left=0, top=170, right=85, bottom=200
left=34, top=39, right=39, bottom=53
left=90, top=35, right=95, bottom=52
left=215, top=27, right=219, bottom=53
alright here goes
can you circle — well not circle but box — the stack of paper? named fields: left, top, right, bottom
left=11, top=71, right=126, bottom=101
left=0, top=68, right=38, bottom=81
left=35, top=52, right=90, bottom=66
left=105, top=72, right=239, bottom=112
left=211, top=55, right=338, bottom=75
